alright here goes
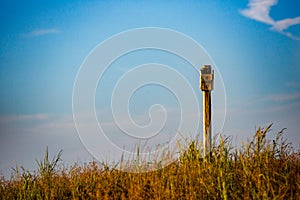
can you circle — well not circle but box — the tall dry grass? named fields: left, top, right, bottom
left=1, top=124, right=299, bottom=199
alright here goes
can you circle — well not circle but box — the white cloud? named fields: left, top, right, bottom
left=240, top=0, right=300, bottom=41
left=272, top=16, right=300, bottom=31
left=240, top=0, right=277, bottom=25
left=23, top=28, right=60, bottom=37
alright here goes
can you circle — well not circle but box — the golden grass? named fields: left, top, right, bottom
left=1, top=124, right=299, bottom=199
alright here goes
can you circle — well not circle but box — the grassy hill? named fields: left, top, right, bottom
left=1, top=124, right=299, bottom=199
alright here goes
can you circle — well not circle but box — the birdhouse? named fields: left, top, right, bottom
left=200, top=65, right=214, bottom=91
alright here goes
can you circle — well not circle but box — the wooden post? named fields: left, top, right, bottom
left=200, top=65, right=214, bottom=156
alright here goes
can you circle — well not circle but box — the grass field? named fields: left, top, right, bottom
left=1, top=124, right=299, bottom=199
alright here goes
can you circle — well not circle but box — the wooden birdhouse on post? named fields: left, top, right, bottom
left=200, top=65, right=214, bottom=156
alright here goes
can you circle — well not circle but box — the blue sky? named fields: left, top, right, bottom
left=1, top=0, right=300, bottom=176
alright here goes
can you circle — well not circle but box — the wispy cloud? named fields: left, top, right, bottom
left=240, top=0, right=300, bottom=41
left=262, top=93, right=300, bottom=102
left=286, top=82, right=300, bottom=88
left=0, top=113, right=49, bottom=123
left=23, top=28, right=60, bottom=37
